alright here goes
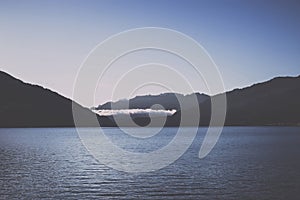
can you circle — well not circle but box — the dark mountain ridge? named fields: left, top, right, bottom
left=224, top=75, right=300, bottom=125
left=0, top=71, right=112, bottom=127
left=95, top=92, right=209, bottom=111
left=96, top=75, right=300, bottom=126
left=0, top=70, right=299, bottom=127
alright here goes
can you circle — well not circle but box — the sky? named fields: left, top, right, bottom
left=0, top=0, right=300, bottom=106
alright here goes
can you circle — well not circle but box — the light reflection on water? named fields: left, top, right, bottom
left=0, top=127, right=299, bottom=199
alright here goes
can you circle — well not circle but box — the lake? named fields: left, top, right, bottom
left=0, top=127, right=299, bottom=199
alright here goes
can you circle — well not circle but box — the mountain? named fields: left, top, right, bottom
left=1, top=70, right=299, bottom=127
left=165, top=75, right=300, bottom=126
left=96, top=75, right=300, bottom=126
left=95, top=92, right=209, bottom=110
left=0, top=71, right=113, bottom=127
left=224, top=76, right=300, bottom=125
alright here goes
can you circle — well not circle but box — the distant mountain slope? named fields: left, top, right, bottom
left=0, top=71, right=111, bottom=127
left=1, top=70, right=299, bottom=127
left=97, top=75, right=300, bottom=126
left=166, top=75, right=300, bottom=126
left=224, top=76, right=300, bottom=125
left=95, top=92, right=209, bottom=110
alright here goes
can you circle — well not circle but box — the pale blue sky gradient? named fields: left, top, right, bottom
left=0, top=0, right=299, bottom=104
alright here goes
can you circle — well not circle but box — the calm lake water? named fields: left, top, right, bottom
left=0, top=127, right=299, bottom=199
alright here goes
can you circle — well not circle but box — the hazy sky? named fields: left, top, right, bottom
left=1, top=0, right=300, bottom=106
